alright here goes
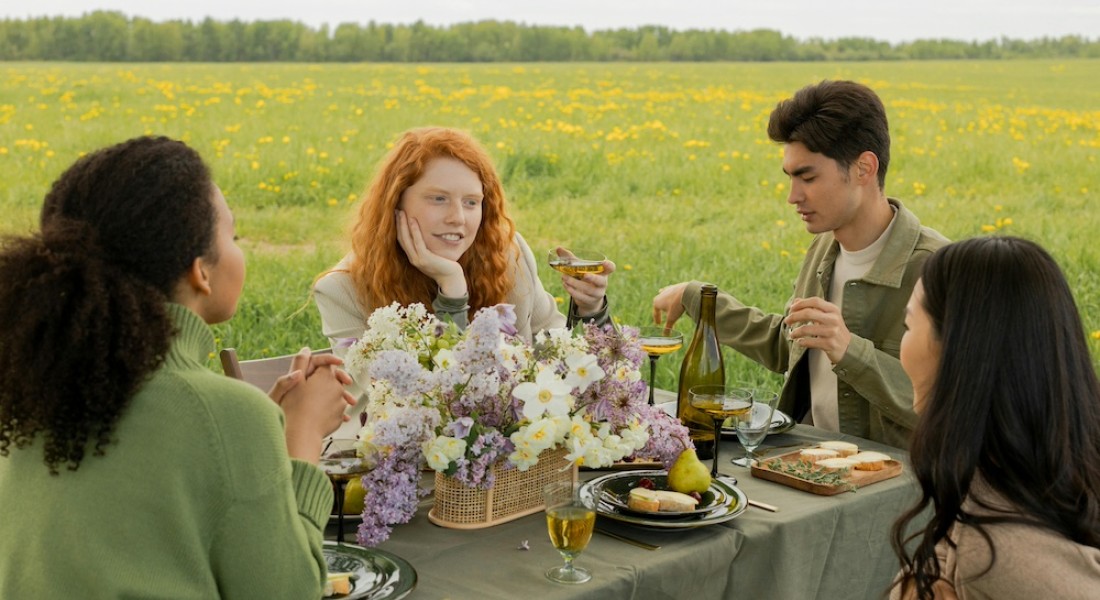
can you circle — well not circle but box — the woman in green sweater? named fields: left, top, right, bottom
left=0, top=136, right=355, bottom=598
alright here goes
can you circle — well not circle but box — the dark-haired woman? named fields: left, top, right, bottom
left=0, top=136, right=355, bottom=598
left=891, top=236, right=1100, bottom=599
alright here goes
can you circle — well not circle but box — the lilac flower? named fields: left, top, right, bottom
left=493, top=304, right=519, bottom=336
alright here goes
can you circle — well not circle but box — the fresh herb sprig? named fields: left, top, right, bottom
left=765, top=459, right=857, bottom=492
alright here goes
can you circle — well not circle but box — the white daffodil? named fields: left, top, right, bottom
left=513, top=368, right=573, bottom=420
left=508, top=445, right=539, bottom=471
left=432, top=348, right=456, bottom=370
left=421, top=435, right=467, bottom=472
left=515, top=418, right=558, bottom=452
left=564, top=352, right=604, bottom=392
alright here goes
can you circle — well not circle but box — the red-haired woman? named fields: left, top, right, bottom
left=314, top=127, right=614, bottom=349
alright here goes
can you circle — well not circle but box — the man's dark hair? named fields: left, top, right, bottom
left=768, top=80, right=890, bottom=189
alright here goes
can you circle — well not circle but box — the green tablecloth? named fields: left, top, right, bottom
left=328, top=423, right=920, bottom=599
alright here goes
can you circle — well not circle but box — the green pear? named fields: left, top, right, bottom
left=667, top=448, right=712, bottom=494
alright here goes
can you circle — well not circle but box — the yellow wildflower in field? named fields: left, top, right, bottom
left=1012, top=157, right=1030, bottom=173
left=912, top=182, right=926, bottom=196
left=1091, top=331, right=1100, bottom=340
left=623, top=265, right=633, bottom=271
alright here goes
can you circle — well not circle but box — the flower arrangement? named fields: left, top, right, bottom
left=344, top=302, right=691, bottom=546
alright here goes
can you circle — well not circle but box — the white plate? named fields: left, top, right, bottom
left=579, top=470, right=747, bottom=530
left=322, top=541, right=417, bottom=600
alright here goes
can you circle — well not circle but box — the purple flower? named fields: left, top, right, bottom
left=493, top=304, right=518, bottom=336
left=445, top=416, right=474, bottom=439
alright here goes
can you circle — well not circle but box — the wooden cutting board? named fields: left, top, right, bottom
left=751, top=449, right=903, bottom=495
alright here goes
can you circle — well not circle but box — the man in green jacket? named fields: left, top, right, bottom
left=654, top=80, right=948, bottom=448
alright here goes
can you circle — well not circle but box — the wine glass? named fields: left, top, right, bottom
left=730, top=391, right=780, bottom=467
left=320, top=438, right=370, bottom=544
left=637, top=326, right=684, bottom=405
left=689, top=385, right=753, bottom=477
left=547, top=247, right=607, bottom=329
left=544, top=480, right=595, bottom=584
left=546, top=247, right=606, bottom=280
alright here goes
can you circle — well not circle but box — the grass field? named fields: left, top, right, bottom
left=2, top=60, right=1098, bottom=390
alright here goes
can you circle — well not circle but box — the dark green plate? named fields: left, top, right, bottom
left=322, top=541, right=417, bottom=600
left=597, top=474, right=724, bottom=518
left=580, top=470, right=747, bottom=530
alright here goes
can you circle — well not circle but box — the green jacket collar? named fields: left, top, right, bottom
left=816, top=198, right=921, bottom=290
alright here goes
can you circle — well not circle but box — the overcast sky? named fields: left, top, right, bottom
left=3, top=1, right=1097, bottom=44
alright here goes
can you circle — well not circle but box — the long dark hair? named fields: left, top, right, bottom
left=0, top=136, right=217, bottom=474
left=891, top=236, right=1100, bottom=598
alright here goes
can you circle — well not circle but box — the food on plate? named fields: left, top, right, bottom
left=816, top=457, right=858, bottom=472
left=849, top=451, right=891, bottom=471
left=628, top=487, right=700, bottom=512
left=667, top=448, right=712, bottom=494
left=818, top=440, right=859, bottom=457
left=627, top=487, right=661, bottom=512
left=799, top=448, right=840, bottom=463
left=322, top=572, right=352, bottom=597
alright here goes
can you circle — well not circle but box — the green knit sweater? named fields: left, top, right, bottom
left=0, top=304, right=334, bottom=599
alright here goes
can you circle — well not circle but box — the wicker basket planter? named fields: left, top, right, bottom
left=427, top=446, right=576, bottom=529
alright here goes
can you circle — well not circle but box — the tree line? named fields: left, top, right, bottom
left=1, top=11, right=1097, bottom=62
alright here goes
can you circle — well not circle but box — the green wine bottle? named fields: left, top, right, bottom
left=676, top=284, right=724, bottom=460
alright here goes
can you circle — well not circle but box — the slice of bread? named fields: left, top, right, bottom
left=818, top=440, right=859, bottom=457
left=816, top=457, right=858, bottom=472
left=800, top=448, right=839, bottom=463
left=850, top=451, right=891, bottom=471
left=627, top=487, right=661, bottom=512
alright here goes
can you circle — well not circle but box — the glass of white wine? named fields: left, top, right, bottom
left=547, top=247, right=608, bottom=331
left=637, top=326, right=684, bottom=405
left=320, top=438, right=369, bottom=545
left=730, top=391, right=780, bottom=467
left=689, top=385, right=753, bottom=477
left=546, top=247, right=606, bottom=280
left=544, top=480, right=595, bottom=584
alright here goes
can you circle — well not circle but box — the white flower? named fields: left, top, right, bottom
left=508, top=445, right=540, bottom=471
left=564, top=352, right=605, bottom=393
left=512, top=418, right=558, bottom=452
left=423, top=435, right=467, bottom=471
left=433, top=348, right=456, bottom=370
left=513, top=368, right=573, bottom=420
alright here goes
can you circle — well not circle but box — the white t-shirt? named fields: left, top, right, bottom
left=807, top=210, right=897, bottom=431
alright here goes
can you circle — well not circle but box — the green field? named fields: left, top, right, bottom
left=2, top=60, right=1098, bottom=390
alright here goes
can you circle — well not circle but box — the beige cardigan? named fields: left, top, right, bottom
left=893, top=479, right=1100, bottom=599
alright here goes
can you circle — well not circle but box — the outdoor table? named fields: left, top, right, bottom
left=327, top=421, right=919, bottom=599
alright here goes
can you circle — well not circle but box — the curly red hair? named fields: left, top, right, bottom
left=347, top=127, right=517, bottom=315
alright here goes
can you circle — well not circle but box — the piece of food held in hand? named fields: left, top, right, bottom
left=627, top=487, right=700, bottom=513
left=666, top=448, right=712, bottom=494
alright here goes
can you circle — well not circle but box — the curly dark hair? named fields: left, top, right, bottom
left=767, top=79, right=891, bottom=189
left=0, top=136, right=216, bottom=474
left=891, top=237, right=1100, bottom=599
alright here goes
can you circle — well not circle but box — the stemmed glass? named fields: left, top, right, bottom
left=320, top=438, right=369, bottom=544
left=689, top=385, right=753, bottom=477
left=730, top=391, right=780, bottom=467
left=637, top=326, right=684, bottom=405
left=547, top=247, right=607, bottom=328
left=544, top=481, right=595, bottom=584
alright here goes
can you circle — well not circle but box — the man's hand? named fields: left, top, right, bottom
left=783, top=297, right=852, bottom=365
left=652, top=282, right=690, bottom=333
